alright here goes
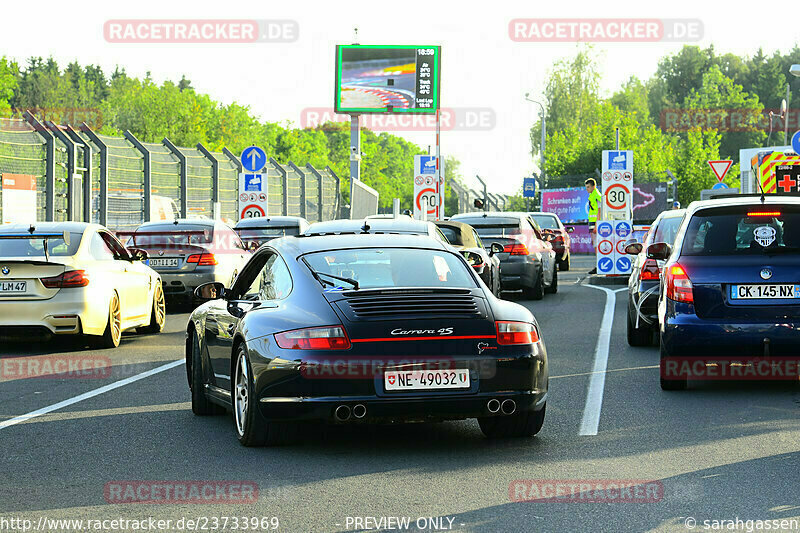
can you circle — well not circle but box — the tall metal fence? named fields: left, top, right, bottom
left=450, top=180, right=509, bottom=213
left=0, top=114, right=340, bottom=231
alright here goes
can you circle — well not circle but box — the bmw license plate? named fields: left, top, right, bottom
left=149, top=258, right=179, bottom=267
left=384, top=369, right=470, bottom=391
left=731, top=284, right=800, bottom=300
left=0, top=281, right=27, bottom=293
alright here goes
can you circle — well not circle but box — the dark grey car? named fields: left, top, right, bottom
left=127, top=219, right=250, bottom=304
left=450, top=212, right=557, bottom=300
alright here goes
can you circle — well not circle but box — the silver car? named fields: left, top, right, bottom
left=127, top=219, right=250, bottom=304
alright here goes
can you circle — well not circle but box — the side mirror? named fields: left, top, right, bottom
left=625, top=242, right=643, bottom=255
left=128, top=247, right=148, bottom=261
left=647, top=242, right=672, bottom=261
left=489, top=242, right=504, bottom=255
left=194, top=282, right=226, bottom=301
left=464, top=251, right=485, bottom=269
left=565, top=226, right=575, bottom=234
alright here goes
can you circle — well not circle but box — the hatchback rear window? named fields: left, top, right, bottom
left=531, top=215, right=559, bottom=230
left=681, top=205, right=800, bottom=255
left=130, top=224, right=214, bottom=246
left=457, top=220, right=522, bottom=237
left=0, top=232, right=83, bottom=258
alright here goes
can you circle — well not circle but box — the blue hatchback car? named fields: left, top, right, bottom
left=654, top=195, right=800, bottom=390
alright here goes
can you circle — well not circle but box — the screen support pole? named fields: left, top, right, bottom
left=349, top=114, right=360, bottom=219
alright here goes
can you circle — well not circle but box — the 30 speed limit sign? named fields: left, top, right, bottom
left=604, top=183, right=629, bottom=211
left=240, top=204, right=265, bottom=218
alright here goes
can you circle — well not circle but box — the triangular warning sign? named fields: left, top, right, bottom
left=708, top=160, right=733, bottom=182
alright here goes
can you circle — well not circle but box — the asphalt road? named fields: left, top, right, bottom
left=2, top=255, right=800, bottom=533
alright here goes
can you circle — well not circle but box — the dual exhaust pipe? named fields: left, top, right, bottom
left=487, top=398, right=516, bottom=415
left=334, top=403, right=366, bottom=422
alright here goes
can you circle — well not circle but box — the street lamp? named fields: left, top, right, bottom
left=524, top=93, right=546, bottom=187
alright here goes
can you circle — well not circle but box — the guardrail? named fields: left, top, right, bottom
left=0, top=114, right=340, bottom=230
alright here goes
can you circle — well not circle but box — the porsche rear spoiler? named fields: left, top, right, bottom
left=0, top=231, right=70, bottom=262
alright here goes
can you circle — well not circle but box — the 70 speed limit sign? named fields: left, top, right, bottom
left=604, top=183, right=629, bottom=211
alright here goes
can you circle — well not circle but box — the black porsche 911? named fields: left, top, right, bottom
left=186, top=233, right=548, bottom=446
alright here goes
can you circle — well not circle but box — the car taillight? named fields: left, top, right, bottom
left=747, top=211, right=781, bottom=217
left=640, top=259, right=661, bottom=281
left=186, top=253, right=218, bottom=266
left=665, top=263, right=693, bottom=303
left=41, top=270, right=89, bottom=288
left=503, top=243, right=529, bottom=255
left=274, top=326, right=351, bottom=350
left=496, top=321, right=539, bottom=345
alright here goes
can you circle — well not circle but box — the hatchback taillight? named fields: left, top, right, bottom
left=640, top=259, right=661, bottom=281
left=186, top=253, right=218, bottom=266
left=274, top=326, right=351, bottom=350
left=496, top=321, right=539, bottom=345
left=503, top=243, right=529, bottom=255
left=665, top=263, right=693, bottom=303
left=41, top=270, right=89, bottom=289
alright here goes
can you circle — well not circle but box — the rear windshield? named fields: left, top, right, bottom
left=531, top=215, right=559, bottom=230
left=130, top=224, right=214, bottom=246
left=650, top=216, right=684, bottom=246
left=455, top=219, right=522, bottom=237
left=303, top=248, right=476, bottom=289
left=0, top=232, right=83, bottom=257
left=437, top=226, right=462, bottom=245
left=237, top=226, right=300, bottom=239
left=681, top=205, right=800, bottom=256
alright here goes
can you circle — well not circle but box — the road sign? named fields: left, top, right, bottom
left=413, top=155, right=444, bottom=220
left=712, top=182, right=729, bottom=190
left=241, top=146, right=267, bottom=172
left=598, top=239, right=613, bottom=255
left=523, top=177, right=536, bottom=198
left=604, top=183, right=629, bottom=210
left=707, top=160, right=733, bottom=182
left=616, top=239, right=628, bottom=254
left=239, top=172, right=268, bottom=219
left=597, top=257, right=614, bottom=273
left=616, top=256, right=632, bottom=273
left=240, top=204, right=265, bottom=219
left=597, top=222, right=613, bottom=238
left=615, top=221, right=631, bottom=238
left=792, top=130, right=800, bottom=155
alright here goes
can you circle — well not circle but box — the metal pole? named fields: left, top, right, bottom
left=785, top=83, right=791, bottom=146
left=80, top=122, right=108, bottom=226
left=475, top=175, right=487, bottom=213
left=436, top=108, right=441, bottom=219
left=306, top=163, right=325, bottom=222
left=540, top=110, right=546, bottom=187
left=125, top=131, right=152, bottom=222
left=64, top=125, right=92, bottom=223
left=24, top=112, right=55, bottom=221
left=616, top=128, right=620, bottom=150
left=349, top=114, right=360, bottom=218
left=162, top=138, right=187, bottom=218
left=289, top=162, right=307, bottom=218
left=269, top=157, right=288, bottom=216
left=45, top=121, right=77, bottom=221
left=196, top=143, right=220, bottom=212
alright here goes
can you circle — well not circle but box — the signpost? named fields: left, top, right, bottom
left=707, top=160, right=733, bottom=182
left=413, top=155, right=444, bottom=220
left=523, top=177, right=536, bottom=197
left=238, top=146, right=268, bottom=219
left=598, top=150, right=634, bottom=275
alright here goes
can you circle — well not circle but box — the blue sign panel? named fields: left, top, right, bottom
left=241, top=146, right=267, bottom=172
left=597, top=222, right=613, bottom=238
left=608, top=151, right=627, bottom=170
left=244, top=174, right=263, bottom=192
left=598, top=257, right=614, bottom=273
left=616, top=256, right=632, bottom=272
left=419, top=155, right=437, bottom=175
left=792, top=130, right=800, bottom=156
left=523, top=178, right=536, bottom=198
left=712, top=182, right=729, bottom=190
left=615, top=221, right=632, bottom=238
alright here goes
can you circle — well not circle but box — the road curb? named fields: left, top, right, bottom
left=586, top=274, right=629, bottom=286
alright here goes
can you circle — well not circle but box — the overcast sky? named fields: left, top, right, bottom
left=3, top=0, right=797, bottom=194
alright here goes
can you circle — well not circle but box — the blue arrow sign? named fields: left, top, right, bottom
left=597, top=257, right=613, bottom=273
left=616, top=256, right=632, bottom=272
left=523, top=178, right=536, bottom=198
left=597, top=222, right=613, bottom=238
left=241, top=146, right=267, bottom=172
left=792, top=130, right=800, bottom=156
left=712, top=182, right=729, bottom=190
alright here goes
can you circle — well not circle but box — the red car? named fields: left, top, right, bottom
left=529, top=212, right=574, bottom=271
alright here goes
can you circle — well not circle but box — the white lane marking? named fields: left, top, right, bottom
left=578, top=285, right=626, bottom=436
left=551, top=364, right=659, bottom=380
left=0, top=359, right=184, bottom=431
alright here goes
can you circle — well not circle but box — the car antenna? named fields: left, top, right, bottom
left=28, top=224, right=35, bottom=234
left=757, top=168, right=766, bottom=204
left=361, top=220, right=371, bottom=234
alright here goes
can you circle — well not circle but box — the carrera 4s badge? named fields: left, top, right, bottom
left=391, top=327, right=454, bottom=336
left=477, top=342, right=497, bottom=354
